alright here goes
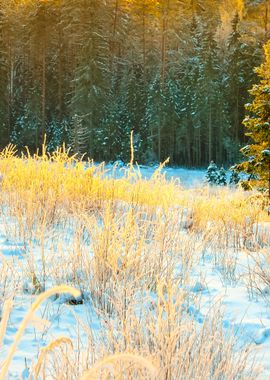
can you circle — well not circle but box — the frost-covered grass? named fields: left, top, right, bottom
left=0, top=145, right=269, bottom=379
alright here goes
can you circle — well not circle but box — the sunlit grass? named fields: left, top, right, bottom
left=0, top=143, right=269, bottom=379
left=0, top=143, right=268, bottom=225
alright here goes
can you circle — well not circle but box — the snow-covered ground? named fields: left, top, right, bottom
left=104, top=163, right=206, bottom=188
left=0, top=166, right=269, bottom=378
left=193, top=250, right=270, bottom=374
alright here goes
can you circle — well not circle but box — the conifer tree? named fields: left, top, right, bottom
left=69, top=114, right=89, bottom=157
left=229, top=168, right=240, bottom=185
left=236, top=40, right=270, bottom=199
left=0, top=7, right=9, bottom=147
left=198, top=24, right=221, bottom=163
left=226, top=13, right=243, bottom=141
left=99, top=72, right=133, bottom=162
left=217, top=166, right=227, bottom=186
left=205, top=161, right=219, bottom=185
left=225, top=12, right=260, bottom=153
left=177, top=16, right=202, bottom=166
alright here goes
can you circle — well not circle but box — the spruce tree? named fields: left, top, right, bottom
left=99, top=73, right=133, bottom=162
left=177, top=16, right=202, bottom=166
left=224, top=12, right=261, bottom=163
left=236, top=40, right=270, bottom=201
left=198, top=23, right=221, bottom=164
left=226, top=13, right=243, bottom=142
left=69, top=114, right=89, bottom=157
left=0, top=8, right=9, bottom=147
left=205, top=161, right=219, bottom=185
left=229, top=169, right=240, bottom=186
left=216, top=166, right=227, bottom=186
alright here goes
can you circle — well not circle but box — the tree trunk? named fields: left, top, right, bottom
left=161, top=12, right=167, bottom=86
left=208, top=103, right=212, bottom=162
left=41, top=49, right=46, bottom=145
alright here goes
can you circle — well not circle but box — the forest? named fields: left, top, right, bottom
left=0, top=0, right=269, bottom=166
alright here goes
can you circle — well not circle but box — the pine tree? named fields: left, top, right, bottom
left=69, top=114, right=89, bottom=157
left=216, top=166, right=227, bottom=186
left=10, top=104, right=39, bottom=149
left=0, top=7, right=9, bottom=147
left=99, top=72, right=133, bottom=162
left=205, top=161, right=219, bottom=185
left=224, top=12, right=261, bottom=163
left=229, top=168, right=240, bottom=185
left=236, top=40, right=270, bottom=200
left=177, top=16, right=202, bottom=166
left=198, top=22, right=222, bottom=164
left=226, top=13, right=243, bottom=142
left=67, top=0, right=109, bottom=156
left=125, top=64, right=149, bottom=162
left=144, top=75, right=180, bottom=163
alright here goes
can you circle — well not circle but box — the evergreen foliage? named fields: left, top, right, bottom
left=205, top=161, right=219, bottom=185
left=0, top=0, right=267, bottom=165
left=69, top=114, right=89, bottom=157
left=217, top=166, right=227, bottom=186
left=236, top=40, right=270, bottom=196
left=205, top=162, right=229, bottom=186
left=229, top=169, right=241, bottom=185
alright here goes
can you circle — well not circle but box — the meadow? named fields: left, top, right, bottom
left=0, top=143, right=269, bottom=379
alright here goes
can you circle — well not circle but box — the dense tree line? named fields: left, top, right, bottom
left=0, top=0, right=269, bottom=166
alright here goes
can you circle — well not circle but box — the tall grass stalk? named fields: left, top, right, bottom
left=0, top=286, right=80, bottom=380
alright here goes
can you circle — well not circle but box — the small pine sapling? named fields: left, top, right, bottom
left=205, top=161, right=219, bottom=185
left=217, top=166, right=227, bottom=186
left=229, top=169, right=240, bottom=186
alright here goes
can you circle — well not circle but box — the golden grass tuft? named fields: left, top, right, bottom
left=34, top=336, right=74, bottom=379
left=80, top=353, right=158, bottom=380
left=0, top=286, right=80, bottom=380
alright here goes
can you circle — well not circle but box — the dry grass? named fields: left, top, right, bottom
left=0, top=144, right=269, bottom=378
left=0, top=286, right=80, bottom=380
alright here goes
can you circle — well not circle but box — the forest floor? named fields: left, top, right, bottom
left=0, top=149, right=269, bottom=379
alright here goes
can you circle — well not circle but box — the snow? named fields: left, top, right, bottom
left=0, top=166, right=269, bottom=378
left=105, top=163, right=205, bottom=188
